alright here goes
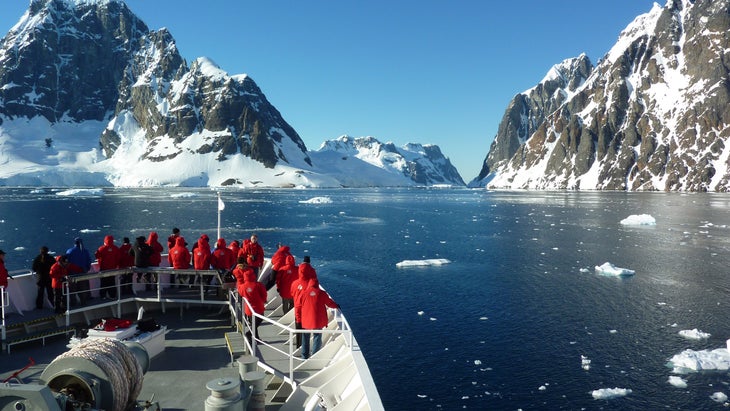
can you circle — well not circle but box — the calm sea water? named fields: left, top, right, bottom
left=2, top=187, right=730, bottom=410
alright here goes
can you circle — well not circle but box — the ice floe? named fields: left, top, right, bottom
left=667, top=376, right=687, bottom=388
left=396, top=258, right=451, bottom=268
left=299, top=196, right=332, bottom=204
left=581, top=355, right=591, bottom=371
left=620, top=214, right=656, bottom=226
left=56, top=188, right=104, bottom=197
left=170, top=192, right=198, bottom=198
left=711, top=392, right=728, bottom=403
left=591, top=387, right=632, bottom=399
left=679, top=329, right=711, bottom=340
left=668, top=345, right=730, bottom=373
left=594, top=262, right=635, bottom=276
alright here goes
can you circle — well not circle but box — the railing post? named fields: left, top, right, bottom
left=64, top=282, right=70, bottom=327
left=1, top=285, right=6, bottom=342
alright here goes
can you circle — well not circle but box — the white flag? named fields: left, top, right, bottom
left=218, top=197, right=225, bottom=211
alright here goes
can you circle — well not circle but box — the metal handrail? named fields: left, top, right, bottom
left=234, top=289, right=352, bottom=385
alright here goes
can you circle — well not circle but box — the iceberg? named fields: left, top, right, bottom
left=667, top=376, right=687, bottom=388
left=668, top=347, right=730, bottom=373
left=299, top=196, right=333, bottom=204
left=711, top=392, right=728, bottom=403
left=591, top=387, right=632, bottom=399
left=620, top=214, right=656, bottom=225
left=396, top=258, right=451, bottom=268
left=679, top=329, right=711, bottom=340
left=55, top=188, right=104, bottom=197
left=594, top=262, right=635, bottom=276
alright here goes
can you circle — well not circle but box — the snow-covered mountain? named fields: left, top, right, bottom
left=471, top=0, right=730, bottom=192
left=310, top=136, right=465, bottom=187
left=0, top=0, right=463, bottom=188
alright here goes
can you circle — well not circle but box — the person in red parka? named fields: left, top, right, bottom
left=275, top=254, right=297, bottom=313
left=168, top=236, right=191, bottom=285
left=297, top=277, right=339, bottom=359
left=290, top=255, right=317, bottom=348
left=211, top=238, right=235, bottom=271
left=49, top=255, right=82, bottom=314
left=118, top=237, right=134, bottom=295
left=192, top=234, right=212, bottom=285
left=234, top=256, right=267, bottom=342
left=228, top=240, right=240, bottom=259
left=0, top=249, right=8, bottom=289
left=239, top=234, right=264, bottom=276
left=144, top=231, right=164, bottom=290
left=95, top=235, right=121, bottom=299
left=268, top=244, right=292, bottom=290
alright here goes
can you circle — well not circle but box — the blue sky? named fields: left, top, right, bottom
left=0, top=0, right=658, bottom=180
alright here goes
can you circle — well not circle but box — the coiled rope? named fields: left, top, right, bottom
left=52, top=337, right=143, bottom=411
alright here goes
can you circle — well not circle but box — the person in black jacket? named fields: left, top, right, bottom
left=32, top=246, right=55, bottom=309
left=130, top=236, right=154, bottom=291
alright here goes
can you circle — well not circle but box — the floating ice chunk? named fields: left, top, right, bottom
left=581, top=355, right=591, bottom=370
left=474, top=360, right=482, bottom=365
left=668, top=347, right=730, bottom=373
left=594, top=262, right=635, bottom=276
left=417, top=311, right=424, bottom=316
left=591, top=387, right=632, bottom=399
left=56, top=188, right=104, bottom=197
left=538, top=385, right=547, bottom=391
left=13, top=246, right=25, bottom=251
left=170, top=192, right=197, bottom=198
left=711, top=392, right=728, bottom=403
left=679, top=329, right=711, bottom=340
left=620, top=214, right=656, bottom=225
left=299, top=196, right=332, bottom=204
left=396, top=258, right=451, bottom=268
left=667, top=376, right=687, bottom=388
left=79, top=229, right=100, bottom=234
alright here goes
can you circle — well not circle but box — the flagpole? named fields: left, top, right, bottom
left=217, top=191, right=222, bottom=240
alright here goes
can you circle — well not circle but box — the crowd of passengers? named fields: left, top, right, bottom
left=14, top=228, right=338, bottom=359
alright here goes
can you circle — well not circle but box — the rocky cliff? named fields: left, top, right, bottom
left=472, top=0, right=730, bottom=191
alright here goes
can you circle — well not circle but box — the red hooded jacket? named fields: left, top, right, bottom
left=271, top=245, right=292, bottom=271
left=118, top=241, right=134, bottom=268
left=147, top=232, right=164, bottom=267
left=291, top=262, right=317, bottom=323
left=49, top=256, right=82, bottom=289
left=193, top=235, right=211, bottom=270
left=95, top=235, right=121, bottom=271
left=275, top=255, right=297, bottom=299
left=238, top=267, right=267, bottom=316
left=297, top=278, right=338, bottom=330
left=211, top=238, right=235, bottom=270
left=168, top=236, right=191, bottom=269
left=239, top=239, right=264, bottom=268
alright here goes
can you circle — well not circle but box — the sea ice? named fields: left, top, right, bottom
left=299, top=196, right=332, bottom=204
left=56, top=188, right=104, bottom=197
left=620, top=214, right=656, bottom=226
left=679, top=329, right=711, bottom=340
left=591, top=387, right=632, bottom=399
left=667, top=376, right=687, bottom=388
left=169, top=192, right=197, bottom=198
left=711, top=392, right=728, bottom=403
left=668, top=347, right=730, bottom=373
left=594, top=262, right=635, bottom=276
left=581, top=355, right=591, bottom=370
left=395, top=258, right=451, bottom=268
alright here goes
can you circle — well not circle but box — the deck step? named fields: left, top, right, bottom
left=224, top=331, right=246, bottom=365
left=3, top=326, right=75, bottom=354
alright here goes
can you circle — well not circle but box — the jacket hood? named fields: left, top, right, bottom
left=198, top=236, right=211, bottom=251
left=277, top=245, right=290, bottom=254
left=104, top=235, right=114, bottom=246
left=285, top=255, right=296, bottom=267
left=148, top=232, right=159, bottom=244
left=216, top=238, right=227, bottom=249
left=175, top=236, right=186, bottom=247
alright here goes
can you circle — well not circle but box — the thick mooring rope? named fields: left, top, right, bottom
left=52, top=338, right=143, bottom=411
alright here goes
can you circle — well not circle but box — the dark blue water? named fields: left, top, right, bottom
left=2, top=188, right=730, bottom=410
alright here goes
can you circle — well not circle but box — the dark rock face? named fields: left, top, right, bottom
left=474, top=1, right=730, bottom=192
left=1, top=0, right=310, bottom=171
